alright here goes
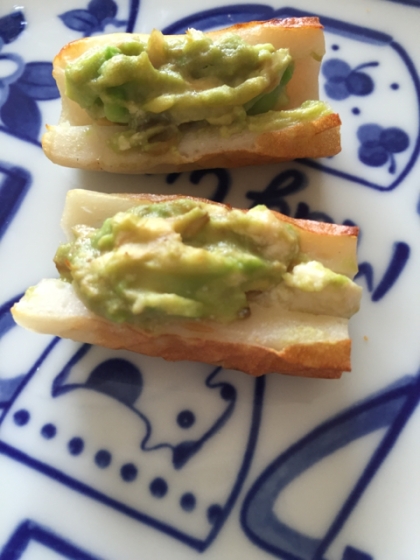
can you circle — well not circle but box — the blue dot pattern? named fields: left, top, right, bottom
left=207, top=504, right=222, bottom=525
left=120, top=463, right=138, bottom=482
left=95, top=449, right=112, bottom=468
left=41, top=423, right=56, bottom=439
left=177, top=410, right=195, bottom=429
left=68, top=437, right=84, bottom=456
left=150, top=477, right=168, bottom=498
left=13, top=409, right=30, bottom=426
left=220, top=384, right=235, bottom=401
left=180, top=492, right=196, bottom=512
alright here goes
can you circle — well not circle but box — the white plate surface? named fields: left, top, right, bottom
left=0, top=1, right=419, bottom=559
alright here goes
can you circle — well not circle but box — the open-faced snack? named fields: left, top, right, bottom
left=42, top=18, right=341, bottom=173
left=12, top=190, right=361, bottom=378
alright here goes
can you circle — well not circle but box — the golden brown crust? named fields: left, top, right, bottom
left=11, top=295, right=348, bottom=378
left=209, top=17, right=323, bottom=35
left=55, top=18, right=324, bottom=65
left=42, top=114, right=341, bottom=174
left=177, top=115, right=341, bottom=172
left=106, top=191, right=358, bottom=238
left=74, top=318, right=349, bottom=379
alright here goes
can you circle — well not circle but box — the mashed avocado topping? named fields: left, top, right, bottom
left=54, top=199, right=358, bottom=327
left=64, top=29, right=329, bottom=152
left=283, top=261, right=352, bottom=291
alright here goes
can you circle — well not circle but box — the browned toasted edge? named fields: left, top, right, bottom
left=41, top=112, right=342, bottom=174
left=26, top=308, right=346, bottom=378
left=210, top=16, right=323, bottom=33
left=171, top=116, right=341, bottom=174
left=54, top=17, right=323, bottom=66
left=106, top=191, right=359, bottom=239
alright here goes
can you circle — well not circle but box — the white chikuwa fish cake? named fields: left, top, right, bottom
left=12, top=190, right=361, bottom=378
left=42, top=18, right=341, bottom=173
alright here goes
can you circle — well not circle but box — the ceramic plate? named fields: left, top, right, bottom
left=0, top=1, right=419, bottom=559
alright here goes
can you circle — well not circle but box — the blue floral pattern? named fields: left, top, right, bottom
left=0, top=10, right=59, bottom=143
left=0, top=10, right=25, bottom=45
left=0, top=3, right=420, bottom=560
left=322, top=59, right=379, bottom=100
left=357, top=124, right=410, bottom=173
left=59, top=0, right=127, bottom=36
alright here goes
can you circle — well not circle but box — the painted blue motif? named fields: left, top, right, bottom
left=0, top=1, right=140, bottom=146
left=94, top=449, right=112, bottom=468
left=0, top=519, right=102, bottom=560
left=0, top=297, right=60, bottom=424
left=0, top=10, right=25, bottom=45
left=0, top=295, right=22, bottom=340
left=241, top=372, right=420, bottom=559
left=386, top=0, right=420, bottom=6
left=150, top=477, right=168, bottom=498
left=0, top=295, right=31, bottom=409
left=84, top=357, right=143, bottom=406
left=0, top=3, right=419, bottom=558
left=246, top=169, right=309, bottom=217
left=0, top=10, right=59, bottom=144
left=59, top=0, right=141, bottom=35
left=4, top=362, right=420, bottom=557
left=322, top=59, right=378, bottom=100
left=68, top=437, right=85, bottom=456
left=357, top=124, right=409, bottom=173
left=180, top=492, right=196, bottom=512
left=0, top=325, right=265, bottom=552
left=52, top=345, right=238, bottom=469
left=166, top=168, right=231, bottom=203
left=165, top=6, right=420, bottom=191
left=342, top=546, right=373, bottom=560
left=177, top=410, right=195, bottom=429
left=59, top=0, right=127, bottom=36
left=356, top=242, right=410, bottom=301
left=0, top=377, right=25, bottom=408
left=120, top=463, right=137, bottom=482
left=40, top=423, right=57, bottom=440
left=12, top=409, right=30, bottom=427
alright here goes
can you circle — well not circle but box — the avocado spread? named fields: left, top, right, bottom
left=64, top=29, right=330, bottom=152
left=54, top=199, right=357, bottom=327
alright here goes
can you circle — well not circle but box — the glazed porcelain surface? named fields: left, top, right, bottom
left=0, top=1, right=419, bottom=559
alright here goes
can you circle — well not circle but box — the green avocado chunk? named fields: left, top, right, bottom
left=54, top=199, right=360, bottom=327
left=64, top=29, right=331, bottom=152
left=55, top=199, right=300, bottom=325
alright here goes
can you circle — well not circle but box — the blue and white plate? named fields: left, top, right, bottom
left=1, top=1, right=419, bottom=559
